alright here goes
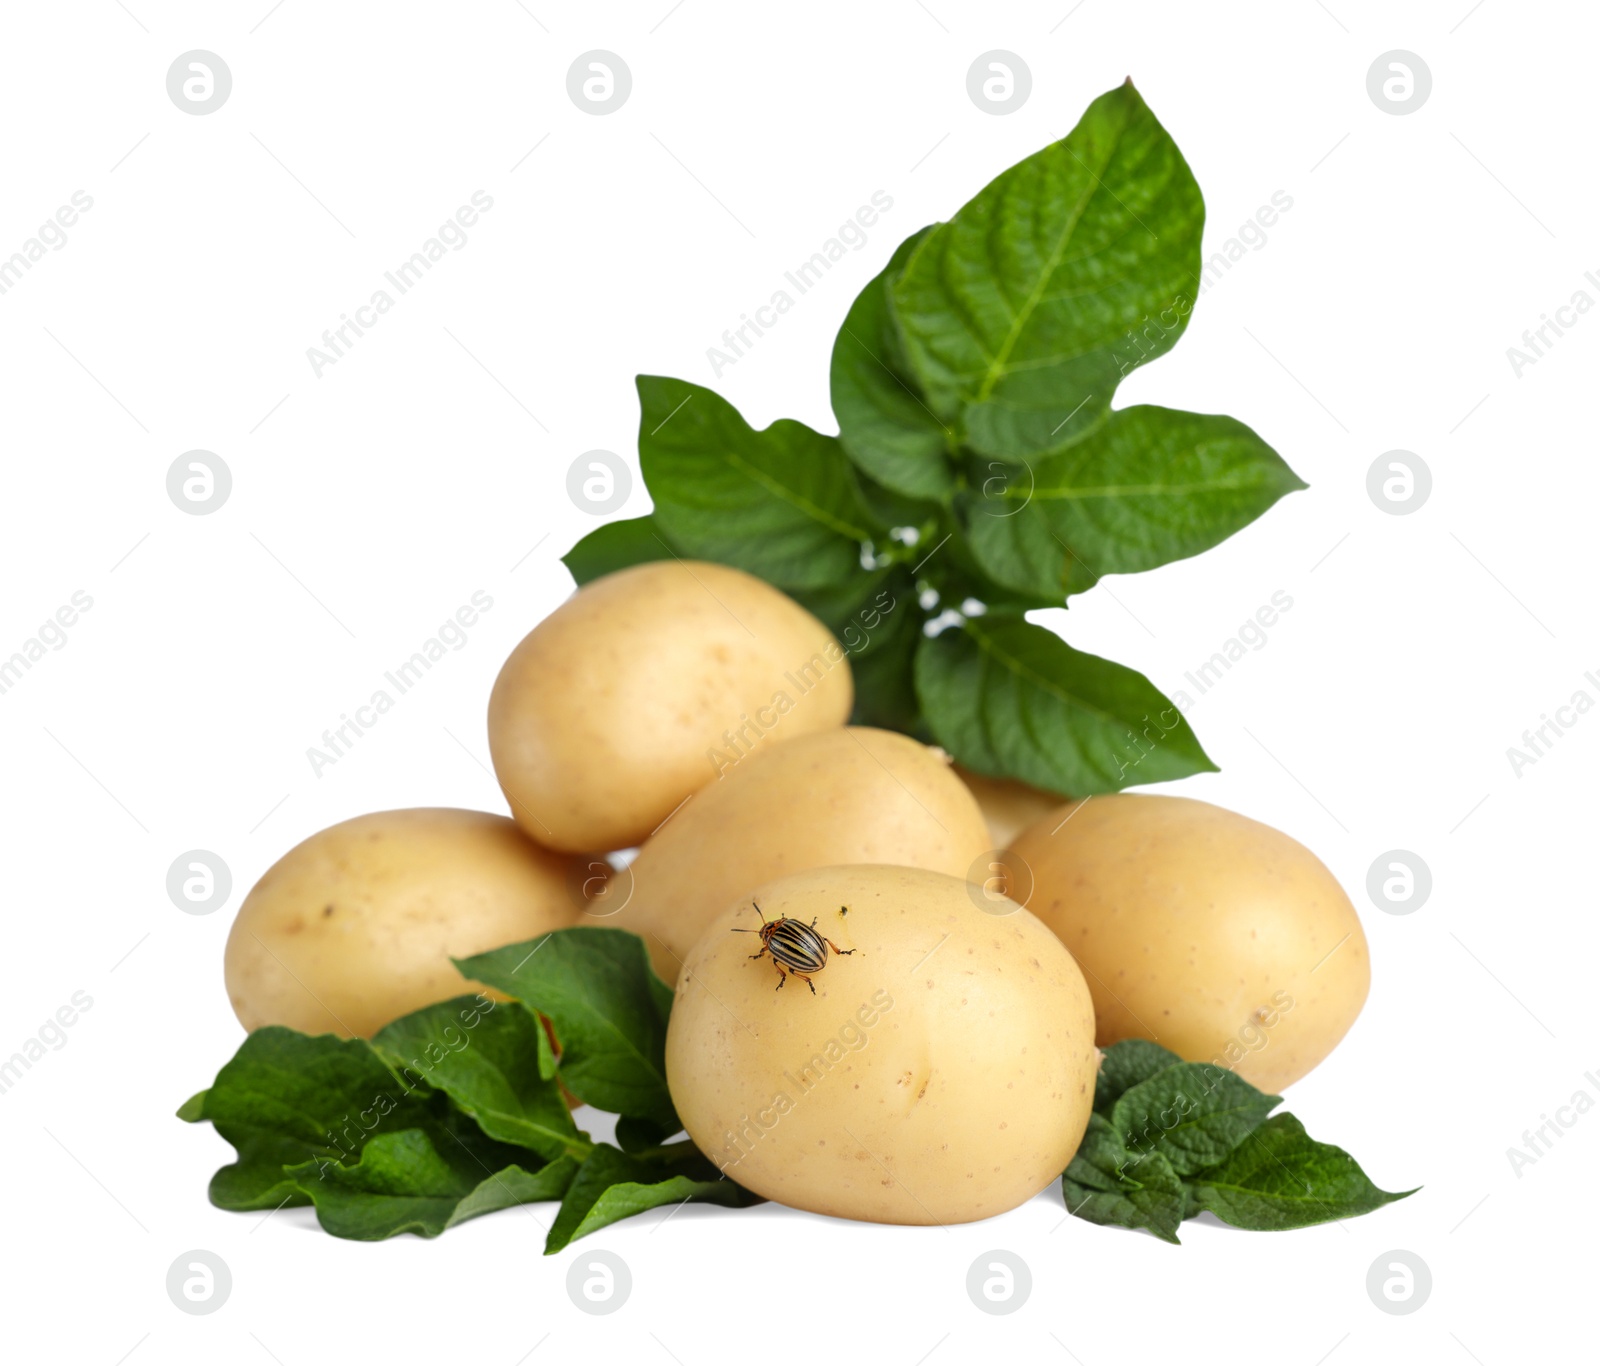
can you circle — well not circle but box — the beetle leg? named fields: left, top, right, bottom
left=772, top=960, right=789, bottom=990
left=821, top=937, right=855, bottom=956
left=793, top=972, right=816, bottom=995
left=749, top=942, right=769, bottom=961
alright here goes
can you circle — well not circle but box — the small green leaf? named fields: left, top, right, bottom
left=563, top=516, right=676, bottom=587
left=371, top=997, right=589, bottom=1162
left=1093, top=1040, right=1185, bottom=1117
left=963, top=406, right=1306, bottom=600
left=1111, top=1062, right=1280, bottom=1176
left=892, top=82, right=1204, bottom=458
left=455, top=929, right=678, bottom=1130
left=1062, top=1114, right=1185, bottom=1243
left=915, top=615, right=1215, bottom=796
left=545, top=1143, right=762, bottom=1254
left=830, top=226, right=956, bottom=499
left=636, top=375, right=879, bottom=590
left=1187, top=1114, right=1418, bottom=1231
left=284, top=1129, right=578, bottom=1240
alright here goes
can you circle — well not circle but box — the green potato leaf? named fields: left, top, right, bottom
left=788, top=563, right=911, bottom=659
left=830, top=225, right=957, bottom=499
left=1111, top=1062, right=1281, bottom=1176
left=892, top=81, right=1203, bottom=459
left=915, top=614, right=1215, bottom=796
left=563, top=515, right=677, bottom=586
left=455, top=928, right=678, bottom=1131
left=962, top=406, right=1306, bottom=600
left=1092, top=1039, right=1186, bottom=1117
left=545, top=1143, right=763, bottom=1255
left=284, top=1130, right=579, bottom=1240
left=614, top=1114, right=681, bottom=1155
left=178, top=1027, right=455, bottom=1212
left=844, top=583, right=925, bottom=731
left=1186, top=1114, right=1418, bottom=1231
left=371, top=997, right=589, bottom=1162
left=791, top=564, right=924, bottom=730
left=1062, top=1113, right=1186, bottom=1244
left=636, top=374, right=880, bottom=590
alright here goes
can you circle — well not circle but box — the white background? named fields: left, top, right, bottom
left=1, top=1, right=1592, bottom=1362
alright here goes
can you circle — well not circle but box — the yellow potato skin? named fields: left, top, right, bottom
left=1009, top=794, right=1370, bottom=1091
left=224, top=808, right=582, bottom=1037
left=666, top=864, right=1098, bottom=1225
left=488, top=560, right=852, bottom=853
left=607, top=727, right=991, bottom=984
left=954, top=765, right=1066, bottom=849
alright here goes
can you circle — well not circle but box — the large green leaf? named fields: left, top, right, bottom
left=284, top=1131, right=578, bottom=1240
left=915, top=615, right=1214, bottom=796
left=1187, top=1115, right=1417, bottom=1231
left=372, top=997, right=588, bottom=1162
left=636, top=375, right=879, bottom=590
left=178, top=1028, right=452, bottom=1211
left=455, top=929, right=678, bottom=1130
left=893, top=81, right=1203, bottom=458
left=1111, top=1062, right=1281, bottom=1176
left=830, top=226, right=956, bottom=498
left=963, top=406, right=1305, bottom=599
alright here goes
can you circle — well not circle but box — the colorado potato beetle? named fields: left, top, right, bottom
left=732, top=902, right=854, bottom=994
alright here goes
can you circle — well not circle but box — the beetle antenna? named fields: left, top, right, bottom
left=729, top=901, right=767, bottom=934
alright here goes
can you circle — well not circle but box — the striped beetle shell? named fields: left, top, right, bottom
left=761, top=916, right=828, bottom=974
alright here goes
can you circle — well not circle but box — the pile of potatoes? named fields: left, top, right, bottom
left=224, top=560, right=1370, bottom=1226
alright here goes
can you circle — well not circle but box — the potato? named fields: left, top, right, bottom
left=1009, top=794, right=1370, bottom=1091
left=954, top=765, right=1066, bottom=849
left=488, top=560, right=852, bottom=853
left=224, top=808, right=583, bottom=1037
left=666, top=864, right=1098, bottom=1225
left=606, top=727, right=991, bottom=984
